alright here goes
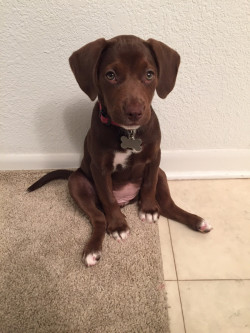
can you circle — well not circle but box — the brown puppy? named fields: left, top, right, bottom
left=28, top=35, right=212, bottom=267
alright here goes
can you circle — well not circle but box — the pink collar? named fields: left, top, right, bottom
left=98, top=102, right=120, bottom=127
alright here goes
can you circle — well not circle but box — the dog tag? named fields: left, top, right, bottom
left=120, top=130, right=142, bottom=152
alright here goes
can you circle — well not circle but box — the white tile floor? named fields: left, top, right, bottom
left=159, top=179, right=250, bottom=333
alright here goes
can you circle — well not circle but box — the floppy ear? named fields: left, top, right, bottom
left=147, top=38, right=180, bottom=99
left=69, top=38, right=107, bottom=101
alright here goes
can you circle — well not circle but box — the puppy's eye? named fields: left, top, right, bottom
left=105, top=71, right=116, bottom=81
left=146, top=70, right=154, bottom=81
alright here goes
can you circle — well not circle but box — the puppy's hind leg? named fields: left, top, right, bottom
left=68, top=169, right=107, bottom=267
left=156, top=169, right=212, bottom=233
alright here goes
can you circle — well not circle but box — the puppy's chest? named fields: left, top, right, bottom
left=112, top=150, right=133, bottom=172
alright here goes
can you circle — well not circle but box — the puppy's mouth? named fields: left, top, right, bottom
left=120, top=124, right=140, bottom=130
left=113, top=117, right=144, bottom=130
left=117, top=112, right=151, bottom=130
left=113, top=107, right=151, bottom=130
left=103, top=102, right=151, bottom=130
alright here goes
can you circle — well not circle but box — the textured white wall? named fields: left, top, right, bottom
left=1, top=1, right=249, bottom=161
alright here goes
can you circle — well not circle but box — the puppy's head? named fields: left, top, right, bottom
left=69, top=35, right=180, bottom=129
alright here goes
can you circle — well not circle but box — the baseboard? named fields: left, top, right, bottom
left=160, top=149, right=250, bottom=179
left=0, top=153, right=82, bottom=171
left=0, top=149, right=249, bottom=179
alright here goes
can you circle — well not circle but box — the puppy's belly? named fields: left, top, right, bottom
left=113, top=183, right=140, bottom=206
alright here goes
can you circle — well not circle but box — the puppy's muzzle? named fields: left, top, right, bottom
left=123, top=102, right=145, bottom=122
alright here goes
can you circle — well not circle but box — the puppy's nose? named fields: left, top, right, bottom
left=124, top=104, right=143, bottom=121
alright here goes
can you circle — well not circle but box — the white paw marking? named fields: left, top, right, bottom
left=120, top=230, right=130, bottom=240
left=153, top=213, right=159, bottom=222
left=146, top=213, right=153, bottom=223
left=112, top=231, right=120, bottom=241
left=139, top=211, right=159, bottom=223
left=84, top=252, right=101, bottom=267
left=112, top=229, right=130, bottom=241
left=198, top=220, right=213, bottom=233
left=139, top=212, right=146, bottom=221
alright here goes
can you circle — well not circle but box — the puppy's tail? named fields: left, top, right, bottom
left=27, top=169, right=73, bottom=192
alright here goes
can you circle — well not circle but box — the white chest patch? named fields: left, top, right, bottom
left=113, top=150, right=132, bottom=172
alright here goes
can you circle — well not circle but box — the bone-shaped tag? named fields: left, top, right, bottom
left=121, top=136, right=142, bottom=152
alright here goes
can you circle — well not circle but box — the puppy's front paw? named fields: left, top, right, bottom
left=111, top=228, right=130, bottom=241
left=139, top=211, right=159, bottom=223
left=107, top=213, right=130, bottom=242
left=108, top=225, right=130, bottom=242
left=139, top=199, right=160, bottom=223
left=83, top=251, right=101, bottom=267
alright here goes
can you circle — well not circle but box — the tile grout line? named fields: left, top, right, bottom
left=167, top=219, right=187, bottom=333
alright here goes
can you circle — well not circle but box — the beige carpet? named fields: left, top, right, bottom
left=0, top=171, right=169, bottom=333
